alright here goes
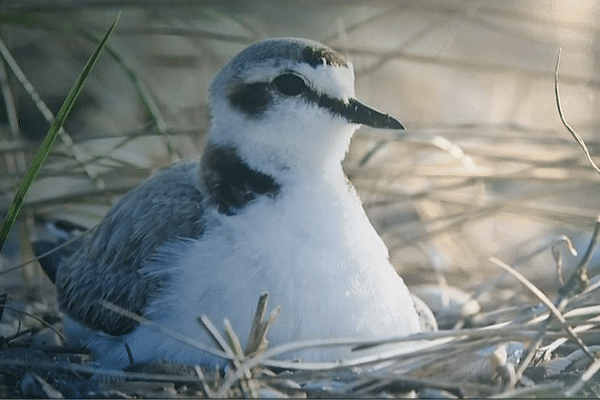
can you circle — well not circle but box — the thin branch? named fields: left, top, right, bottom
left=552, top=235, right=577, bottom=286
left=489, top=257, right=563, bottom=321
left=193, top=366, right=215, bottom=398
left=564, top=356, right=600, bottom=397
left=488, top=256, right=595, bottom=380
left=554, top=48, right=600, bottom=175
left=557, top=215, right=600, bottom=301
left=100, top=300, right=231, bottom=360
left=0, top=225, right=95, bottom=276
left=0, top=304, right=66, bottom=341
left=76, top=28, right=178, bottom=162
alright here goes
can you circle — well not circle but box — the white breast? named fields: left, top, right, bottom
left=87, top=172, right=421, bottom=368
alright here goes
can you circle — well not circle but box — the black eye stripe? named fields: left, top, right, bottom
left=229, top=82, right=271, bottom=116
left=228, top=77, right=350, bottom=121
left=306, top=90, right=350, bottom=120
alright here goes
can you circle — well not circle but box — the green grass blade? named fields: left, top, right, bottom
left=0, top=13, right=121, bottom=253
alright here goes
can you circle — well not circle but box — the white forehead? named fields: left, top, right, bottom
left=210, top=38, right=356, bottom=101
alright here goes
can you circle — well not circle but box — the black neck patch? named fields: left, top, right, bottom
left=301, top=46, right=348, bottom=68
left=201, top=145, right=281, bottom=215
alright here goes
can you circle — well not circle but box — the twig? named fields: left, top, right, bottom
left=201, top=314, right=263, bottom=397
left=0, top=304, right=66, bottom=341
left=124, top=342, right=135, bottom=366
left=209, top=320, right=254, bottom=398
left=358, top=140, right=389, bottom=167
left=223, top=319, right=258, bottom=398
left=488, top=256, right=588, bottom=338
left=245, top=292, right=268, bottom=355
left=223, top=319, right=245, bottom=360
left=244, top=292, right=281, bottom=357
left=551, top=235, right=578, bottom=286
left=553, top=246, right=566, bottom=285
left=0, top=224, right=96, bottom=276
left=0, top=58, right=27, bottom=175
left=194, top=366, right=215, bottom=398
left=488, top=256, right=595, bottom=378
left=100, top=300, right=230, bottom=360
left=76, top=28, right=179, bottom=162
left=558, top=215, right=600, bottom=301
left=564, top=355, right=600, bottom=397
left=554, top=48, right=600, bottom=175
left=198, top=315, right=237, bottom=360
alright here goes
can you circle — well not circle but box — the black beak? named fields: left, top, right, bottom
left=345, top=99, right=404, bottom=130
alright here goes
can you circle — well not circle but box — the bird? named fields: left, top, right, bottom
left=35, top=37, right=423, bottom=370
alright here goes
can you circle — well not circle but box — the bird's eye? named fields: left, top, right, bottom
left=272, top=74, right=307, bottom=96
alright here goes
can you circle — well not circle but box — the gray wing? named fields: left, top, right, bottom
left=56, top=160, right=206, bottom=336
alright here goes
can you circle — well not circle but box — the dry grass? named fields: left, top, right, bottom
left=2, top=1, right=600, bottom=398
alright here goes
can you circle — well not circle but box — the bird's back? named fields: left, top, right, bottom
left=51, top=160, right=206, bottom=337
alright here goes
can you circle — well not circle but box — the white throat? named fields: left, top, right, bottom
left=208, top=111, right=357, bottom=183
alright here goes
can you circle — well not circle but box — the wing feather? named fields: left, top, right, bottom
left=56, top=161, right=206, bottom=336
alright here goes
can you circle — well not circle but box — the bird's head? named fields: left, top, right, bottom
left=206, top=37, right=403, bottom=178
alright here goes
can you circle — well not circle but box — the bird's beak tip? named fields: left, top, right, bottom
left=346, top=99, right=405, bottom=130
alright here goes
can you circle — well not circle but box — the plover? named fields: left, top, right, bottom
left=37, top=37, right=423, bottom=369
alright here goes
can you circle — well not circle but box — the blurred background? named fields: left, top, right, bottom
left=1, top=0, right=600, bottom=328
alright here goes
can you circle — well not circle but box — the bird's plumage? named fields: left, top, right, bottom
left=36, top=37, right=423, bottom=369
left=55, top=161, right=205, bottom=336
